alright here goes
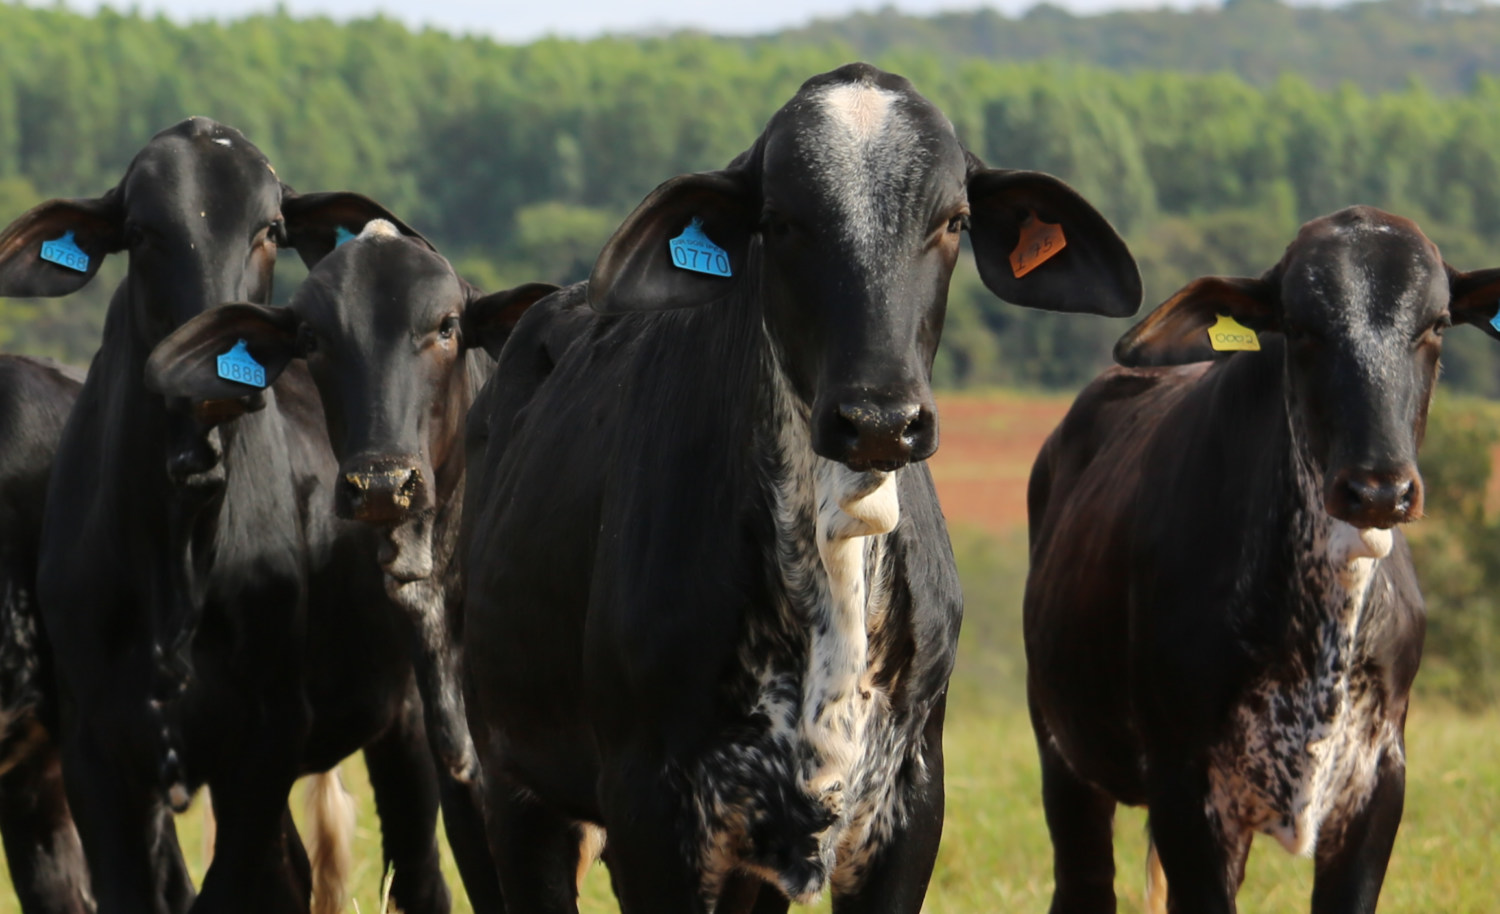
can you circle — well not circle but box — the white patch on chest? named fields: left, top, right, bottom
left=1207, top=470, right=1402, bottom=857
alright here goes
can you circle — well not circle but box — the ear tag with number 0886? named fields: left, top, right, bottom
left=668, top=218, right=731, bottom=278
left=217, top=339, right=267, bottom=388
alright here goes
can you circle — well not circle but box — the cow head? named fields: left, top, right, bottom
left=0, top=117, right=413, bottom=354
left=145, top=219, right=554, bottom=577
left=1115, top=205, right=1500, bottom=530
left=589, top=63, right=1141, bottom=472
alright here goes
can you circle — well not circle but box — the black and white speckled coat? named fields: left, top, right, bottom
left=462, top=63, right=1141, bottom=913
left=1024, top=206, right=1500, bottom=914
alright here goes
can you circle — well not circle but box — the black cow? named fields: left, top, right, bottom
left=463, top=63, right=1142, bottom=912
left=0, top=355, right=90, bottom=914
left=1024, top=206, right=1500, bottom=913
left=147, top=217, right=558, bottom=911
left=0, top=118, right=476, bottom=914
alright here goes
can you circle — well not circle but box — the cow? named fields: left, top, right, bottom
left=1023, top=205, right=1500, bottom=914
left=146, top=217, right=558, bottom=909
left=0, top=354, right=90, bottom=914
left=461, top=62, right=1142, bottom=912
left=0, top=117, right=485, bottom=914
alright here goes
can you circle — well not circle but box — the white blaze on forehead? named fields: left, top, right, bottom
left=358, top=219, right=401, bottom=241
left=803, top=81, right=932, bottom=272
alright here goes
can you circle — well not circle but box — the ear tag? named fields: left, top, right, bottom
left=334, top=226, right=357, bottom=247
left=1207, top=314, right=1261, bottom=352
left=39, top=231, right=90, bottom=273
left=1489, top=305, right=1500, bottom=334
left=1009, top=210, right=1066, bottom=279
left=668, top=218, right=732, bottom=278
left=216, top=339, right=267, bottom=388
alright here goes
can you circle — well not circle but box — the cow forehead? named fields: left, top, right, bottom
left=767, top=79, right=964, bottom=264
left=302, top=240, right=461, bottom=333
left=121, top=124, right=280, bottom=230
left=1282, top=215, right=1446, bottom=332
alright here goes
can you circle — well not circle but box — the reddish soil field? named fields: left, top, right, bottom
left=927, top=391, right=1074, bottom=536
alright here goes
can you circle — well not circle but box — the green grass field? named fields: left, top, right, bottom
left=4, top=522, right=1497, bottom=912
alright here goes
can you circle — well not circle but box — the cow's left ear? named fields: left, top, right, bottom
left=1113, top=275, right=1279, bottom=367
left=589, top=170, right=758, bottom=314
left=0, top=193, right=123, bottom=298
left=280, top=186, right=434, bottom=269
left=1448, top=265, right=1500, bottom=341
left=463, top=282, right=559, bottom=359
left=145, top=303, right=301, bottom=403
left=967, top=168, right=1142, bottom=318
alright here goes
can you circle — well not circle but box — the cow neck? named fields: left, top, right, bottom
left=760, top=326, right=901, bottom=820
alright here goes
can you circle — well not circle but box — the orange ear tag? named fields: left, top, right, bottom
left=1009, top=210, right=1067, bottom=279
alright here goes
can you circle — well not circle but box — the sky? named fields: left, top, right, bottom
left=37, top=0, right=1213, bottom=42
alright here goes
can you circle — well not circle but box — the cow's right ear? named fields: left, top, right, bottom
left=145, top=303, right=301, bottom=403
left=464, top=282, right=559, bottom=359
left=280, top=186, right=434, bottom=269
left=588, top=171, right=758, bottom=314
left=0, top=195, right=122, bottom=298
left=1113, top=275, right=1279, bottom=368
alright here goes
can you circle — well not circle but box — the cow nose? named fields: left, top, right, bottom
left=336, top=459, right=427, bottom=525
left=817, top=400, right=937, bottom=471
left=1326, top=466, right=1422, bottom=529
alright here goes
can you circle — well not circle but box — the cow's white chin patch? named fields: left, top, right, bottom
left=825, top=468, right=899, bottom=541
left=1328, top=521, right=1394, bottom=565
left=377, top=518, right=435, bottom=585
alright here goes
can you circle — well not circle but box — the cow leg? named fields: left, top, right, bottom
left=597, top=760, right=705, bottom=914
left=1310, top=753, right=1404, bottom=914
left=1144, top=761, right=1235, bottom=914
left=362, top=697, right=451, bottom=914
left=193, top=776, right=306, bottom=914
left=1032, top=701, right=1116, bottom=914
left=60, top=715, right=194, bottom=914
left=484, top=774, right=585, bottom=914
left=435, top=770, right=504, bottom=914
left=0, top=726, right=91, bottom=914
left=832, top=696, right=948, bottom=914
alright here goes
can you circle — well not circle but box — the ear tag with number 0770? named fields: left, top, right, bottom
left=40, top=231, right=90, bottom=273
left=1207, top=314, right=1260, bottom=352
left=668, top=218, right=732, bottom=278
left=217, top=339, right=267, bottom=388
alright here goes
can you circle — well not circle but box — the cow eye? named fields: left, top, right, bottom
left=947, top=213, right=970, bottom=234
left=269, top=219, right=288, bottom=246
left=125, top=224, right=147, bottom=248
left=762, top=211, right=791, bottom=238
left=1429, top=315, right=1451, bottom=338
left=438, top=315, right=461, bottom=341
left=298, top=324, right=319, bottom=355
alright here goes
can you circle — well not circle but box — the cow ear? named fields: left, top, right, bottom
left=1447, top=265, right=1500, bottom=341
left=588, top=171, right=757, bottom=314
left=967, top=169, right=1142, bottom=318
left=280, top=187, right=434, bottom=269
left=463, top=282, right=559, bottom=359
left=1113, top=276, right=1278, bottom=368
left=0, top=194, right=122, bottom=298
left=145, top=303, right=301, bottom=403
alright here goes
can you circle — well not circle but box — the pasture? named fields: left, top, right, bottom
left=2, top=390, right=1493, bottom=912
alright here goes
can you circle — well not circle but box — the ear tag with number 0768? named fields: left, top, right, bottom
left=40, top=231, right=90, bottom=273
left=1207, top=314, right=1260, bottom=352
left=668, top=218, right=731, bottom=278
left=217, top=339, right=267, bottom=388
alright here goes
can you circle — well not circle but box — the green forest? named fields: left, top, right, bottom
left=2, top=0, right=1500, bottom=394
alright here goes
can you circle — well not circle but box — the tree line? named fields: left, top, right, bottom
left=1, top=3, right=1500, bottom=393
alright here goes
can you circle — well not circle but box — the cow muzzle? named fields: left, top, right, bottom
left=1324, top=465, right=1423, bottom=529
left=336, top=455, right=430, bottom=525
left=813, top=397, right=937, bottom=472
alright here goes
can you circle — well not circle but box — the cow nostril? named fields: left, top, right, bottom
left=399, top=468, right=420, bottom=500
left=833, top=405, right=865, bottom=447
left=903, top=407, right=931, bottom=443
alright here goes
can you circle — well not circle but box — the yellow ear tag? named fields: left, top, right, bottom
left=1207, top=314, right=1261, bottom=352
left=1010, top=210, right=1067, bottom=278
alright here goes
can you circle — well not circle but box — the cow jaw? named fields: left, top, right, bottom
left=376, top=515, right=435, bottom=584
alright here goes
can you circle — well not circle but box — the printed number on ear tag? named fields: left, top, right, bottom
left=40, top=231, right=90, bottom=273
left=217, top=339, right=267, bottom=388
left=1009, top=210, right=1066, bottom=279
left=668, top=218, right=732, bottom=278
left=1208, top=314, right=1261, bottom=352
left=334, top=226, right=357, bottom=247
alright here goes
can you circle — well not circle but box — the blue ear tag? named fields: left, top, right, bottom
left=216, top=340, right=267, bottom=388
left=39, top=231, right=90, bottom=273
left=668, top=218, right=732, bottom=278
left=334, top=226, right=357, bottom=247
left=1490, top=304, right=1500, bottom=335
